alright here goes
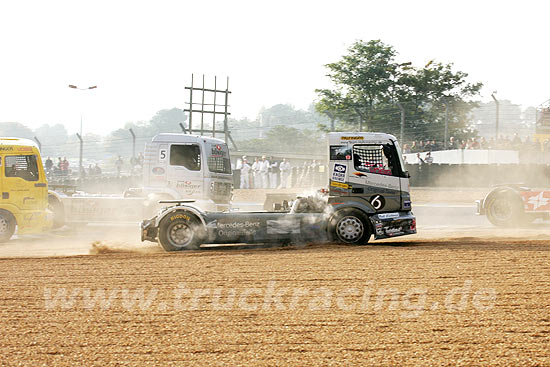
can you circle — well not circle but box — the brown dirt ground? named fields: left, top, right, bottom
left=1, top=239, right=549, bottom=366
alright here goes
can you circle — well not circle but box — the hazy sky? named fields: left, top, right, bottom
left=1, top=0, right=548, bottom=135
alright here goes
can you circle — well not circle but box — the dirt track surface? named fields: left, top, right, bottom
left=1, top=239, right=549, bottom=366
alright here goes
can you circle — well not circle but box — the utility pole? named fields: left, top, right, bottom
left=491, top=92, right=500, bottom=140
left=34, top=136, right=42, bottom=151
left=76, top=133, right=83, bottom=179
left=443, top=98, right=449, bottom=149
left=68, top=84, right=97, bottom=179
left=396, top=102, right=405, bottom=144
left=128, top=128, right=136, bottom=159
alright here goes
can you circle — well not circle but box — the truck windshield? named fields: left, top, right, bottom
left=353, top=143, right=406, bottom=176
left=393, top=140, right=407, bottom=174
left=206, top=143, right=231, bottom=174
left=4, top=155, right=39, bottom=181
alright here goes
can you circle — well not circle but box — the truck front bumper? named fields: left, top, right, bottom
left=370, top=211, right=416, bottom=240
left=141, top=219, right=158, bottom=243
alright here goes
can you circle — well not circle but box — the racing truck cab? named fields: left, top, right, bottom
left=140, top=134, right=233, bottom=211
left=0, top=138, right=51, bottom=241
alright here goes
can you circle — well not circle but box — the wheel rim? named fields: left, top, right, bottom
left=0, top=217, right=8, bottom=235
left=167, top=222, right=194, bottom=248
left=490, top=198, right=514, bottom=222
left=336, top=216, right=364, bottom=242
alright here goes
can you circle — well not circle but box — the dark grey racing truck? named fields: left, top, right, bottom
left=141, top=132, right=416, bottom=251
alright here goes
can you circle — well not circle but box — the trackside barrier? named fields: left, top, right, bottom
left=406, top=164, right=550, bottom=187
left=54, top=164, right=550, bottom=191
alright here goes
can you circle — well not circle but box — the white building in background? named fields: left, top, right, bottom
left=405, top=149, right=520, bottom=165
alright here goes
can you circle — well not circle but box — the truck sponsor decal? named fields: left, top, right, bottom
left=370, top=195, right=385, bottom=210
left=378, top=212, right=399, bottom=219
left=217, top=220, right=260, bottom=237
left=332, top=164, right=347, bottom=182
left=266, top=218, right=300, bottom=234
left=170, top=213, right=191, bottom=221
left=331, top=181, right=349, bottom=189
left=521, top=191, right=550, bottom=211
left=340, top=136, right=364, bottom=140
left=176, top=181, right=201, bottom=195
left=210, top=145, right=227, bottom=157
left=152, top=167, right=165, bottom=175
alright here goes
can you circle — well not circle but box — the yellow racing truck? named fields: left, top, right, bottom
left=0, top=138, right=51, bottom=241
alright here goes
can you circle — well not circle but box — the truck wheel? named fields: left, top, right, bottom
left=158, top=214, right=203, bottom=251
left=0, top=211, right=16, bottom=242
left=48, top=194, right=65, bottom=229
left=329, top=209, right=371, bottom=245
left=486, top=193, right=523, bottom=227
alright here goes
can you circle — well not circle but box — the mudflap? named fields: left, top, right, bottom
left=475, top=199, right=485, bottom=215
left=370, top=211, right=416, bottom=240
left=141, top=219, right=158, bottom=242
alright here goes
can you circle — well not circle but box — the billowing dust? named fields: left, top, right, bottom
left=0, top=187, right=548, bottom=259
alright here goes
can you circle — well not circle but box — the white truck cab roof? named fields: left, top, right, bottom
left=151, top=133, right=226, bottom=145
left=328, top=132, right=397, bottom=145
left=0, top=137, right=39, bottom=148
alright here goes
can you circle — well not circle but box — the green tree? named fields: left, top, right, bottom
left=315, top=40, right=483, bottom=143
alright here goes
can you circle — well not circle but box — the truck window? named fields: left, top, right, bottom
left=353, top=144, right=400, bottom=176
left=5, top=155, right=39, bottom=181
left=206, top=143, right=231, bottom=174
left=170, top=144, right=201, bottom=171
left=330, top=145, right=352, bottom=160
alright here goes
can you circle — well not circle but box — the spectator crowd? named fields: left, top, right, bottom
left=235, top=156, right=325, bottom=189
left=402, top=134, right=543, bottom=154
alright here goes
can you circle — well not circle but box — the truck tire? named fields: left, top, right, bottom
left=158, top=213, right=203, bottom=251
left=485, top=192, right=524, bottom=227
left=329, top=208, right=371, bottom=245
left=0, top=211, right=16, bottom=242
left=48, top=194, right=65, bottom=229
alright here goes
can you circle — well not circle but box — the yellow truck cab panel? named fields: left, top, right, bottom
left=0, top=138, right=50, bottom=237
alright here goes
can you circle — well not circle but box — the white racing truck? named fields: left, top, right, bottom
left=141, top=132, right=417, bottom=251
left=48, top=134, right=233, bottom=227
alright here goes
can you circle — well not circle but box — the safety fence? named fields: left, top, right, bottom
left=49, top=164, right=550, bottom=193
left=406, top=164, right=550, bottom=187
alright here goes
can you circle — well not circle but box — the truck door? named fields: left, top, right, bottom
left=145, top=143, right=169, bottom=187
left=167, top=143, right=203, bottom=200
left=347, top=143, right=403, bottom=212
left=2, top=154, right=45, bottom=211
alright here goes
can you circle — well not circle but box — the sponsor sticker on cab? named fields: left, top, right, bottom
left=331, top=181, right=349, bottom=189
left=332, top=163, right=347, bottom=182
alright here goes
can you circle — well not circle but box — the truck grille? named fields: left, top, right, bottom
left=212, top=182, right=232, bottom=197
